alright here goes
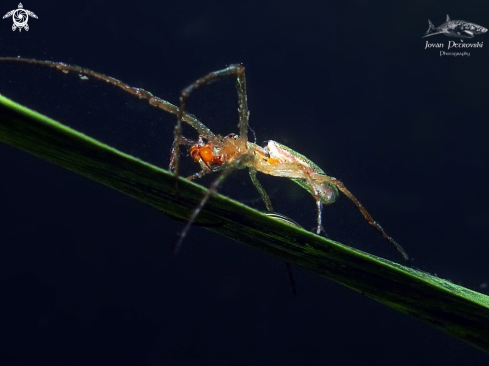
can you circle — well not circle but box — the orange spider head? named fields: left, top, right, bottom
left=189, top=137, right=222, bottom=171
left=190, top=141, right=218, bottom=171
left=189, top=134, right=239, bottom=172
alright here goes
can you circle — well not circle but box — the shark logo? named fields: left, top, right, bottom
left=423, top=15, right=487, bottom=41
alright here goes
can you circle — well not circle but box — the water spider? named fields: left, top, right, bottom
left=0, top=57, right=409, bottom=262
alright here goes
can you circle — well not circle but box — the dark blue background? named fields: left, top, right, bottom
left=0, top=0, right=488, bottom=365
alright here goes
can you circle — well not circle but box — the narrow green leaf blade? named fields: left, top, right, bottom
left=1, top=93, right=488, bottom=353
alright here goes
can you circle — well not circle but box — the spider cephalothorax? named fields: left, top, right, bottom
left=189, top=134, right=246, bottom=172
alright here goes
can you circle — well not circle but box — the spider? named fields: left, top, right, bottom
left=0, top=57, right=408, bottom=262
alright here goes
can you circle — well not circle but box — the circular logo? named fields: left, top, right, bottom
left=12, top=8, right=28, bottom=28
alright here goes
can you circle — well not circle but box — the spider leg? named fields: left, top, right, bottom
left=260, top=161, right=408, bottom=259
left=315, top=199, right=324, bottom=235
left=249, top=168, right=273, bottom=211
left=172, top=64, right=249, bottom=180
left=173, top=169, right=230, bottom=254
left=250, top=168, right=301, bottom=295
left=187, top=170, right=209, bottom=181
left=285, top=262, right=297, bottom=296
left=300, top=174, right=325, bottom=236
left=255, top=161, right=327, bottom=233
left=169, top=136, right=195, bottom=174
left=312, top=174, right=409, bottom=261
left=173, top=153, right=252, bottom=255
left=0, top=57, right=215, bottom=140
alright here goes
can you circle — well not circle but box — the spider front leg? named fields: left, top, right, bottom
left=0, top=57, right=215, bottom=139
left=171, top=64, right=249, bottom=179
left=173, top=153, right=253, bottom=254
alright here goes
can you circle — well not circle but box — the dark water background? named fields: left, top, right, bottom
left=0, top=0, right=488, bottom=364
